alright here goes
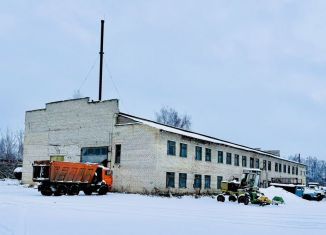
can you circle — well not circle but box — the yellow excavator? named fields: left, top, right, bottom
left=217, top=169, right=272, bottom=206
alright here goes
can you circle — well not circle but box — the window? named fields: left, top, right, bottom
left=115, top=145, right=121, bottom=164
left=296, top=167, right=298, bottom=175
left=180, top=143, right=187, bottom=158
left=179, top=173, right=187, bottom=188
left=275, top=163, right=278, bottom=172
left=167, top=141, right=176, bottom=155
left=226, top=153, right=232, bottom=165
left=292, top=166, right=295, bottom=175
left=234, top=154, right=239, bottom=166
left=268, top=161, right=271, bottom=171
left=81, top=146, right=108, bottom=163
left=263, top=160, right=266, bottom=170
left=288, top=165, right=291, bottom=174
left=217, top=176, right=223, bottom=189
left=205, top=148, right=211, bottom=162
left=204, top=175, right=211, bottom=189
left=195, top=146, right=202, bottom=161
left=166, top=172, right=175, bottom=188
left=194, top=174, right=202, bottom=188
left=279, top=163, right=282, bottom=172
left=218, top=151, right=224, bottom=163
left=250, top=157, right=254, bottom=168
left=283, top=164, right=287, bottom=173
left=242, top=156, right=247, bottom=167
left=255, top=159, right=260, bottom=169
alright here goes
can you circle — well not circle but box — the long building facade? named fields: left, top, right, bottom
left=22, top=98, right=306, bottom=193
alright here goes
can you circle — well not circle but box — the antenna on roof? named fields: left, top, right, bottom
left=98, top=20, right=105, bottom=101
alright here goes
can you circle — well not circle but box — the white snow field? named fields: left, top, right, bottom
left=1, top=179, right=326, bottom=235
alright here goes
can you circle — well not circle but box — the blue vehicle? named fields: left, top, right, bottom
left=270, top=183, right=305, bottom=197
left=302, top=183, right=325, bottom=201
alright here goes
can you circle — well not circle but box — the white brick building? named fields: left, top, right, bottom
left=22, top=98, right=306, bottom=193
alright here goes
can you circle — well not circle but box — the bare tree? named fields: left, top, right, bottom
left=16, top=130, right=24, bottom=161
left=0, top=129, right=17, bottom=161
left=155, top=106, right=191, bottom=130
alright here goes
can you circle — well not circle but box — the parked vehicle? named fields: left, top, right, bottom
left=270, top=183, right=305, bottom=197
left=302, top=182, right=325, bottom=201
left=32, top=160, right=113, bottom=196
left=217, top=169, right=272, bottom=206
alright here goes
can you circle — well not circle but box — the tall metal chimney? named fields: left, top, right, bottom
left=98, top=20, right=105, bottom=101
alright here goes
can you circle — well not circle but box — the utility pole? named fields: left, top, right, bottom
left=98, top=20, right=105, bottom=101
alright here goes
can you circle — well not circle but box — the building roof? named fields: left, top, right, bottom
left=118, top=112, right=306, bottom=166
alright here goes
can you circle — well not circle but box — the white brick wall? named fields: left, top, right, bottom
left=22, top=98, right=119, bottom=184
left=22, top=98, right=306, bottom=194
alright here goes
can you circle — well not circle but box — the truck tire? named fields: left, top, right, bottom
left=316, top=195, right=324, bottom=201
left=67, top=185, right=79, bottom=195
left=238, top=195, right=244, bottom=203
left=98, top=185, right=108, bottom=195
left=83, top=188, right=93, bottom=195
left=243, top=196, right=250, bottom=205
left=217, top=195, right=225, bottom=202
left=303, top=194, right=312, bottom=201
left=41, top=187, right=53, bottom=196
left=229, top=195, right=237, bottom=202
left=54, top=185, right=67, bottom=196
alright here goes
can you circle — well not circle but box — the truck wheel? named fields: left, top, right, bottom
left=316, top=195, right=324, bottom=201
left=217, top=195, right=225, bottom=202
left=228, top=195, right=237, bottom=202
left=238, top=195, right=244, bottom=203
left=303, top=194, right=312, bottom=201
left=83, top=188, right=93, bottom=195
left=98, top=185, right=108, bottom=195
left=243, top=196, right=250, bottom=205
left=54, top=185, right=67, bottom=196
left=67, top=185, right=79, bottom=195
left=41, top=187, right=53, bottom=196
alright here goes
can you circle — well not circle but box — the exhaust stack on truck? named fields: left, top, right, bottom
left=32, top=160, right=113, bottom=196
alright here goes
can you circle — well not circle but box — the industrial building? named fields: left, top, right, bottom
left=22, top=97, right=306, bottom=193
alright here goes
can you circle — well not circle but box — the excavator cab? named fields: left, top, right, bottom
left=241, top=169, right=261, bottom=189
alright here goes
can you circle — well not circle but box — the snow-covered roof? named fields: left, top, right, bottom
left=118, top=113, right=306, bottom=166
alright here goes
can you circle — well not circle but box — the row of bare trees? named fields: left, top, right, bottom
left=0, top=129, right=24, bottom=162
left=289, top=155, right=326, bottom=184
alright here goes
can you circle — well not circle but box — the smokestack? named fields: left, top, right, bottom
left=98, top=20, right=104, bottom=101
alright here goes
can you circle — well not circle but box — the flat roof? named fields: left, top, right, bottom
left=118, top=112, right=306, bottom=166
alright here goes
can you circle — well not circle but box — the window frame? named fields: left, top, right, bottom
left=179, top=143, right=187, bottom=158
left=195, top=146, right=202, bottom=161
left=217, top=176, right=223, bottom=189
left=167, top=140, right=176, bottom=156
left=234, top=154, right=239, bottom=166
left=250, top=157, right=254, bottom=168
left=218, top=151, right=224, bottom=163
left=226, top=153, right=232, bottom=165
left=204, top=175, right=211, bottom=189
left=194, top=174, right=202, bottom=189
left=166, top=172, right=175, bottom=188
left=255, top=159, right=260, bottom=169
left=242, top=156, right=247, bottom=167
left=115, top=144, right=121, bottom=164
left=205, top=148, right=212, bottom=162
left=179, top=173, right=187, bottom=188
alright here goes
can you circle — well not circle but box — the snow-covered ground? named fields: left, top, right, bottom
left=1, top=179, right=326, bottom=235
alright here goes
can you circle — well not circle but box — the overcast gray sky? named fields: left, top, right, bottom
left=1, top=1, right=325, bottom=160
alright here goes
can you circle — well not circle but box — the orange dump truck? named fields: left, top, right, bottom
left=32, top=160, right=113, bottom=196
